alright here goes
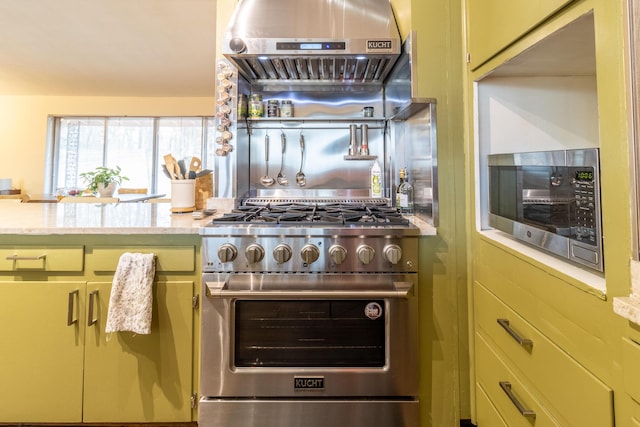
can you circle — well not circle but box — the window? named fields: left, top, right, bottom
left=48, top=116, right=215, bottom=196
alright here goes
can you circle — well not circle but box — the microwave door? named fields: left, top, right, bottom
left=521, top=166, right=574, bottom=234
left=489, top=165, right=523, bottom=222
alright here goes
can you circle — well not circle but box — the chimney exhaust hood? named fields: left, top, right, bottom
left=222, top=0, right=402, bottom=88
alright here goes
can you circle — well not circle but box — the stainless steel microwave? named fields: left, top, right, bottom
left=488, top=148, right=603, bottom=272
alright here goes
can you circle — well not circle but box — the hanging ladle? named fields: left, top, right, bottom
left=277, top=131, right=288, bottom=186
left=260, top=133, right=275, bottom=187
left=296, top=132, right=306, bottom=187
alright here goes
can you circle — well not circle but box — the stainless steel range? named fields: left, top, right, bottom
left=199, top=199, right=420, bottom=427
left=200, top=0, right=438, bottom=424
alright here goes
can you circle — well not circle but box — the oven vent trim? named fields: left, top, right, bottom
left=243, top=197, right=390, bottom=206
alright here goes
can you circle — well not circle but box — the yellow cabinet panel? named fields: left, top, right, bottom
left=623, top=337, right=640, bottom=404
left=82, top=280, right=194, bottom=422
left=466, top=0, right=573, bottom=68
left=474, top=282, right=613, bottom=426
left=0, top=281, right=86, bottom=423
left=476, top=333, right=560, bottom=426
left=0, top=246, right=84, bottom=271
left=91, top=246, right=195, bottom=272
left=475, top=386, right=509, bottom=427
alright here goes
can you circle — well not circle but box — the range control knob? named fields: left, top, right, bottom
left=273, top=244, right=293, bottom=264
left=217, top=243, right=238, bottom=263
left=328, top=245, right=348, bottom=265
left=245, top=244, right=265, bottom=264
left=300, top=244, right=320, bottom=264
left=357, top=245, right=376, bottom=265
left=383, top=244, right=402, bottom=265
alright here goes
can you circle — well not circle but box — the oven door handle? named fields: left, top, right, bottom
left=205, top=281, right=414, bottom=299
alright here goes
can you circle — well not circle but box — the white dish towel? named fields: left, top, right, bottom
left=105, top=252, right=156, bottom=335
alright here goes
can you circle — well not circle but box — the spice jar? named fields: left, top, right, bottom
left=249, top=94, right=264, bottom=118
left=267, top=99, right=280, bottom=117
left=280, top=100, right=294, bottom=117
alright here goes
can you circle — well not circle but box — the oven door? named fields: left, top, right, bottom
left=200, top=273, right=419, bottom=398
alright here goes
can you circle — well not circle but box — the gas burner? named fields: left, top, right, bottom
left=208, top=200, right=411, bottom=227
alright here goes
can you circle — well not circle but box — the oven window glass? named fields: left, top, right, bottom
left=489, top=165, right=518, bottom=221
left=234, top=300, right=386, bottom=367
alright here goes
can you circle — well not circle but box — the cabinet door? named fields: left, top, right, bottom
left=466, top=0, right=573, bottom=68
left=82, top=280, right=194, bottom=422
left=0, top=281, right=86, bottom=423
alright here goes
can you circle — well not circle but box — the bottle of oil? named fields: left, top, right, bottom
left=395, top=168, right=405, bottom=208
left=398, top=168, right=414, bottom=215
left=370, top=160, right=382, bottom=198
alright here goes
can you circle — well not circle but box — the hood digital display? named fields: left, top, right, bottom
left=276, top=42, right=346, bottom=51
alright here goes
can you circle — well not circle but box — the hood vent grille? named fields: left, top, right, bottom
left=233, top=56, right=393, bottom=84
left=221, top=0, right=401, bottom=87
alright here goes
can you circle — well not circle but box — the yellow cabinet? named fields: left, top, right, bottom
left=0, top=281, right=86, bottom=423
left=0, top=279, right=194, bottom=423
left=466, top=0, right=573, bottom=68
left=0, top=238, right=199, bottom=424
left=82, top=280, right=195, bottom=422
left=476, top=334, right=561, bottom=426
left=474, top=281, right=614, bottom=426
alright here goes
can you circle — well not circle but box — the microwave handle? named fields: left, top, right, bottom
left=205, top=280, right=414, bottom=299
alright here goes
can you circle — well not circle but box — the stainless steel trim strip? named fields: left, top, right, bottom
left=205, top=280, right=413, bottom=299
left=198, top=397, right=419, bottom=427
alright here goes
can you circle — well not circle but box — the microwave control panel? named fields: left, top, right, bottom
left=573, top=171, right=597, bottom=245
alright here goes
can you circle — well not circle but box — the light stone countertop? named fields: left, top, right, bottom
left=0, top=201, right=437, bottom=236
left=407, top=215, right=437, bottom=236
left=613, top=259, right=640, bottom=326
left=0, top=202, right=209, bottom=235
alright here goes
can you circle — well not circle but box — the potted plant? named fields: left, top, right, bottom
left=80, top=166, right=129, bottom=197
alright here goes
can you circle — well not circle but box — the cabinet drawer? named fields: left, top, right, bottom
left=0, top=246, right=84, bottom=272
left=91, top=246, right=195, bottom=272
left=476, top=333, right=560, bottom=427
left=476, top=385, right=509, bottom=427
left=623, top=337, right=640, bottom=404
left=474, top=282, right=613, bottom=426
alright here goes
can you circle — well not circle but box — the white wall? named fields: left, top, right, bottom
left=0, top=96, right=214, bottom=194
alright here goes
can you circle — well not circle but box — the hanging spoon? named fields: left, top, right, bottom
left=276, top=131, right=288, bottom=186
left=260, top=133, right=275, bottom=186
left=296, top=132, right=306, bottom=187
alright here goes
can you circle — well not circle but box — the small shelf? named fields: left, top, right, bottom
left=343, top=155, right=378, bottom=161
left=242, top=118, right=385, bottom=132
left=244, top=117, right=385, bottom=123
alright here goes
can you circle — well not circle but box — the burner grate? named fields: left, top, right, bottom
left=210, top=200, right=409, bottom=226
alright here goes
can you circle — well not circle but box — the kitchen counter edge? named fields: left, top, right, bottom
left=0, top=203, right=437, bottom=236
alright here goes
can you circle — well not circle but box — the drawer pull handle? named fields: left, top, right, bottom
left=499, top=381, right=536, bottom=419
left=87, top=290, right=99, bottom=326
left=67, top=289, right=79, bottom=326
left=497, top=318, right=533, bottom=348
left=6, top=254, right=46, bottom=261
